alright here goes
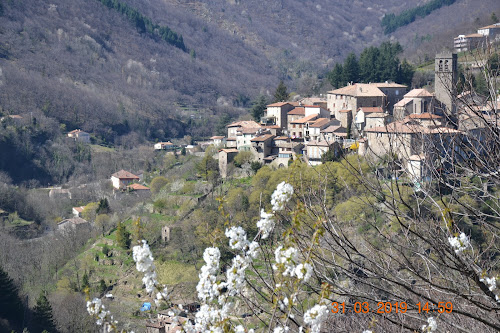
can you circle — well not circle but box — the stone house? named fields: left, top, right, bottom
left=250, top=134, right=275, bottom=163
left=365, top=112, right=391, bottom=132
left=111, top=170, right=140, bottom=190
left=261, top=102, right=297, bottom=129
left=363, top=117, right=462, bottom=165
left=304, top=140, right=337, bottom=166
left=320, top=125, right=348, bottom=142
left=226, top=120, right=261, bottom=138
left=218, top=148, right=239, bottom=178
left=393, top=89, right=435, bottom=120
left=272, top=137, right=304, bottom=168
left=354, top=107, right=384, bottom=134
left=127, top=183, right=151, bottom=197
left=287, top=107, right=306, bottom=130
left=336, top=109, right=353, bottom=129
left=327, top=84, right=386, bottom=120
left=57, top=217, right=90, bottom=232
left=289, top=114, right=319, bottom=139
left=308, top=118, right=339, bottom=141
left=236, top=127, right=262, bottom=151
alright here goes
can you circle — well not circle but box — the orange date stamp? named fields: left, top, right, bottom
left=331, top=301, right=453, bottom=314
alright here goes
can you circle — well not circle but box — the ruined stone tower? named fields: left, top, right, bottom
left=434, top=52, right=457, bottom=117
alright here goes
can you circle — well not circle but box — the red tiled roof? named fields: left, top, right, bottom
left=291, top=114, right=319, bottom=124
left=358, top=107, right=384, bottom=113
left=219, top=148, right=239, bottom=153
left=404, top=88, right=433, bottom=98
left=274, top=136, right=289, bottom=140
left=210, top=136, right=224, bottom=139
left=226, top=137, right=236, bottom=141
left=111, top=170, right=140, bottom=179
left=227, top=120, right=261, bottom=128
left=310, top=118, right=331, bottom=128
left=267, top=102, right=291, bottom=107
left=128, top=184, right=150, bottom=190
left=338, top=109, right=351, bottom=113
left=287, top=107, right=306, bottom=115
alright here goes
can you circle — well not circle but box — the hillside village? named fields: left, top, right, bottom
left=208, top=51, right=498, bottom=185
left=0, top=3, right=499, bottom=329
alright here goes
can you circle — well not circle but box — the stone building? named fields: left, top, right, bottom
left=434, top=52, right=457, bottom=118
left=218, top=148, right=239, bottom=179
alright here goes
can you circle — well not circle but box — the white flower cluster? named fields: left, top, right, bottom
left=274, top=246, right=299, bottom=276
left=86, top=297, right=116, bottom=329
left=196, top=247, right=221, bottom=303
left=303, top=303, right=330, bottom=333
left=225, top=226, right=249, bottom=250
left=274, top=246, right=313, bottom=282
left=447, top=232, right=470, bottom=253
left=295, top=263, right=313, bottom=282
left=421, top=317, right=437, bottom=332
left=257, top=209, right=275, bottom=239
left=271, top=181, right=294, bottom=212
left=273, top=326, right=289, bottom=333
left=362, top=331, right=373, bottom=333
left=132, top=240, right=159, bottom=294
left=480, top=276, right=497, bottom=292
left=480, top=275, right=499, bottom=302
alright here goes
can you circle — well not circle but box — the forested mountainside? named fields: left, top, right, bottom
left=0, top=0, right=497, bottom=141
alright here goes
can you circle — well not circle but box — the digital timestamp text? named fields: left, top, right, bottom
left=331, top=301, right=453, bottom=314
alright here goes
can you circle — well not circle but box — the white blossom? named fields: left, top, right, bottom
left=480, top=276, right=497, bottom=292
left=132, top=240, right=159, bottom=293
left=421, top=317, right=437, bottom=332
left=304, top=303, right=330, bottom=333
left=257, top=209, right=275, bottom=239
left=295, top=263, right=313, bottom=282
left=271, top=181, right=294, bottom=212
left=196, top=247, right=221, bottom=302
left=362, top=331, right=373, bottom=333
left=87, top=298, right=115, bottom=329
left=273, top=326, right=289, bottom=333
left=448, top=232, right=470, bottom=253
left=225, top=255, right=249, bottom=296
left=274, top=246, right=299, bottom=277
left=247, top=241, right=260, bottom=259
left=225, top=226, right=249, bottom=250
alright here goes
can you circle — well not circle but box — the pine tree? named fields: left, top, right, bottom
left=81, top=272, right=90, bottom=292
left=96, top=198, right=110, bottom=215
left=342, top=53, right=359, bottom=84
left=327, top=63, right=344, bottom=88
left=31, top=293, right=57, bottom=333
left=116, top=221, right=131, bottom=249
left=251, top=96, right=268, bottom=122
left=0, top=266, right=24, bottom=327
left=273, top=80, right=289, bottom=102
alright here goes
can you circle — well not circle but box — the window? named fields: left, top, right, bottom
left=439, top=60, right=443, bottom=71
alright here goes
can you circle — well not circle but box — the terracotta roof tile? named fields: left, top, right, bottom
left=287, top=107, right=306, bottom=115
left=111, top=170, right=140, bottom=179
left=128, top=184, right=150, bottom=190
left=251, top=134, right=275, bottom=142
left=404, top=89, right=433, bottom=98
